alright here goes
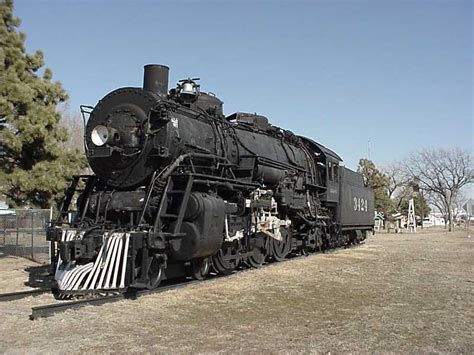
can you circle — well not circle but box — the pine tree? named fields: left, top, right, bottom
left=0, top=0, right=86, bottom=208
left=357, top=158, right=394, bottom=216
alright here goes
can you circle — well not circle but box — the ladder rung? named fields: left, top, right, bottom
left=162, top=232, right=186, bottom=237
left=160, top=213, right=178, bottom=218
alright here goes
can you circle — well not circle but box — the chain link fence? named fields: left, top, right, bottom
left=0, top=209, right=52, bottom=264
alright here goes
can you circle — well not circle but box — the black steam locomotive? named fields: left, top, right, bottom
left=47, top=65, right=374, bottom=296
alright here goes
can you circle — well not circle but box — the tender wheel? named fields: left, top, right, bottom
left=190, top=257, right=211, bottom=281
left=212, top=243, right=240, bottom=275
left=246, top=234, right=268, bottom=268
left=146, top=255, right=163, bottom=290
left=270, top=231, right=292, bottom=261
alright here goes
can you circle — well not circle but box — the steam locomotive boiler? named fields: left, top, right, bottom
left=47, top=64, right=374, bottom=296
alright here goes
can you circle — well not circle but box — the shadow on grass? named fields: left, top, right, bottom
left=24, top=264, right=54, bottom=289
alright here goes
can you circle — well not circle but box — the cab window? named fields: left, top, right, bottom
left=328, top=162, right=339, bottom=182
left=328, top=162, right=333, bottom=181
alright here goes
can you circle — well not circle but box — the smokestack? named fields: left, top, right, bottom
left=143, top=64, right=169, bottom=97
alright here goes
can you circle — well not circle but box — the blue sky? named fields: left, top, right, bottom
left=13, top=0, right=472, bottom=170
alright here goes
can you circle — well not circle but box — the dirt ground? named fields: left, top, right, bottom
left=0, top=228, right=472, bottom=353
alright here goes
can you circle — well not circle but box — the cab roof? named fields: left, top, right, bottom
left=298, top=136, right=342, bottom=162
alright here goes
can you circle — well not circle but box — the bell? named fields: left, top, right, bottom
left=180, top=82, right=197, bottom=101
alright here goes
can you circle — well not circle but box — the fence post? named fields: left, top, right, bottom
left=3, top=215, right=6, bottom=245
left=15, top=211, right=19, bottom=254
left=31, top=210, right=35, bottom=260
left=49, top=207, right=53, bottom=265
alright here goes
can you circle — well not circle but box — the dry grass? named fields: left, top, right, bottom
left=0, top=255, right=47, bottom=293
left=0, top=228, right=472, bottom=353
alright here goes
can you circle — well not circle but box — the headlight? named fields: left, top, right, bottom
left=91, top=125, right=109, bottom=146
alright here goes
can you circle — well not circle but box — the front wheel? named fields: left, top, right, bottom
left=146, top=255, right=164, bottom=290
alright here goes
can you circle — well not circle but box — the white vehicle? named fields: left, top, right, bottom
left=422, top=218, right=433, bottom=228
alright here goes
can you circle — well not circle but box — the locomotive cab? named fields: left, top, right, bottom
left=325, top=159, right=340, bottom=203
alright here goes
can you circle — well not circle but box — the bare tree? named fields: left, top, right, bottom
left=58, top=103, right=92, bottom=174
left=383, top=163, right=424, bottom=214
left=58, top=103, right=86, bottom=152
left=452, top=190, right=469, bottom=223
left=428, top=188, right=469, bottom=228
left=406, top=148, right=473, bottom=231
left=382, top=162, right=408, bottom=199
left=427, top=190, right=449, bottom=227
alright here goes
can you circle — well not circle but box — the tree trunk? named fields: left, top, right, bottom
left=447, top=204, right=453, bottom=232
left=420, top=191, right=424, bottom=229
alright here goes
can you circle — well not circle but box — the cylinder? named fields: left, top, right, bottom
left=143, top=64, right=169, bottom=97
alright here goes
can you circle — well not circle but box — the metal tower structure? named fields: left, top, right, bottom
left=407, top=198, right=416, bottom=233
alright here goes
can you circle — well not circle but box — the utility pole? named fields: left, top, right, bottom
left=367, top=139, right=371, bottom=159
